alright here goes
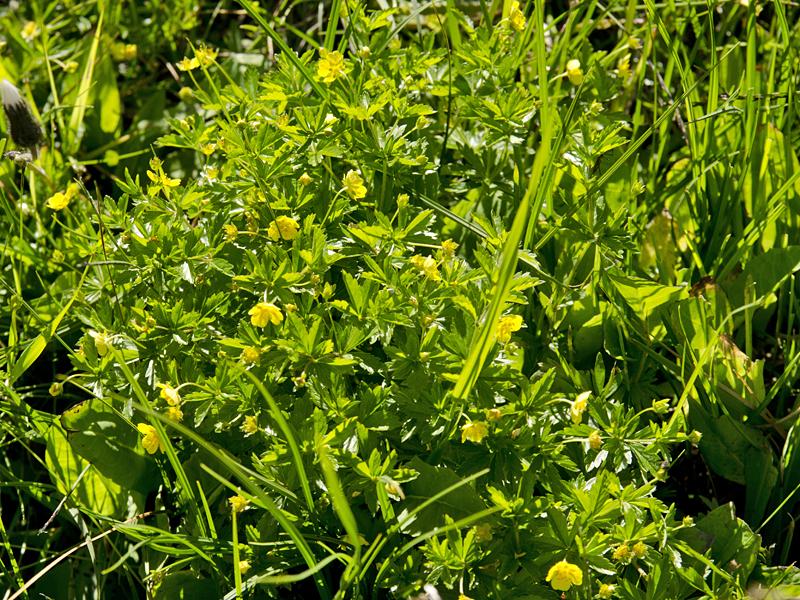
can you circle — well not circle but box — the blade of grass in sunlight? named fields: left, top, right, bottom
left=451, top=0, right=553, bottom=404
left=67, top=7, right=104, bottom=155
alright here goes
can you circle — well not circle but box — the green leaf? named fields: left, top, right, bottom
left=154, top=573, right=220, bottom=600
left=60, top=398, right=158, bottom=496
left=678, top=503, right=760, bottom=583
left=606, top=270, right=685, bottom=318
left=400, top=457, right=487, bottom=535
left=44, top=423, right=131, bottom=517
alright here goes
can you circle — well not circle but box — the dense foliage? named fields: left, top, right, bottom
left=1, top=0, right=800, bottom=598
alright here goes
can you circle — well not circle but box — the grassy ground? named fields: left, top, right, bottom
left=1, top=0, right=799, bottom=598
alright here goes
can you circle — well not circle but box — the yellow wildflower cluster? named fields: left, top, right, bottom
left=566, top=59, right=584, bottom=85
left=89, top=330, right=111, bottom=356
left=617, top=54, right=631, bottom=79
left=177, top=45, right=218, bottom=71
left=249, top=302, right=283, bottom=327
left=410, top=255, right=441, bottom=281
left=440, top=239, right=459, bottom=258
left=223, top=223, right=238, bottom=242
left=461, top=421, right=488, bottom=444
left=241, top=415, right=259, bottom=434
left=545, top=559, right=583, bottom=591
left=137, top=423, right=165, bottom=454
left=166, top=406, right=183, bottom=422
left=146, top=157, right=180, bottom=197
left=267, top=215, right=300, bottom=241
left=21, top=21, right=39, bottom=41
left=241, top=346, right=261, bottom=365
left=342, top=170, right=367, bottom=199
left=159, top=384, right=181, bottom=406
left=317, top=48, right=347, bottom=83
left=229, top=494, right=249, bottom=514
left=508, top=1, right=526, bottom=31
left=46, top=183, right=81, bottom=211
left=496, top=314, right=523, bottom=343
left=598, top=583, right=616, bottom=598
left=571, top=391, right=590, bottom=424
left=612, top=543, right=630, bottom=562
left=111, top=42, right=138, bottom=62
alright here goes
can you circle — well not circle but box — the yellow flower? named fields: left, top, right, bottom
left=617, top=54, right=631, bottom=79
left=241, top=346, right=261, bottom=365
left=588, top=430, right=603, bottom=450
left=46, top=183, right=80, bottom=211
left=632, top=541, right=647, bottom=558
left=474, top=523, right=493, bottom=542
left=612, top=543, right=630, bottom=562
left=160, top=172, right=180, bottom=187
left=384, top=478, right=405, bottom=500
left=485, top=408, right=502, bottom=421
left=229, top=494, right=249, bottom=513
left=545, top=559, right=583, bottom=591
left=223, top=223, right=238, bottom=241
left=177, top=57, right=200, bottom=71
left=146, top=165, right=181, bottom=196
left=317, top=48, right=346, bottom=83
left=124, top=44, right=138, bottom=61
left=509, top=1, right=526, bottom=31
left=409, top=255, right=441, bottom=281
left=267, top=215, right=300, bottom=241
left=195, top=45, right=218, bottom=67
left=22, top=21, right=39, bottom=41
left=440, top=239, right=459, bottom=257
left=241, top=415, right=259, bottom=434
left=249, top=302, right=283, bottom=327
left=111, top=42, right=137, bottom=62
left=461, top=421, right=489, bottom=444
left=342, top=169, right=367, bottom=199
left=571, top=391, right=590, bottom=424
left=298, top=172, right=312, bottom=186
left=159, top=384, right=181, bottom=406
left=496, top=314, right=523, bottom=343
left=201, top=142, right=216, bottom=156
left=89, top=330, right=111, bottom=356
left=457, top=595, right=474, bottom=600
left=598, top=583, right=616, bottom=599
left=166, top=406, right=183, bottom=422
left=47, top=192, right=69, bottom=210
left=238, top=559, right=251, bottom=575
left=137, top=423, right=165, bottom=454
left=566, top=59, right=584, bottom=85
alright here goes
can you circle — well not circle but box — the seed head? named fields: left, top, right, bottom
left=1, top=79, right=44, bottom=158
